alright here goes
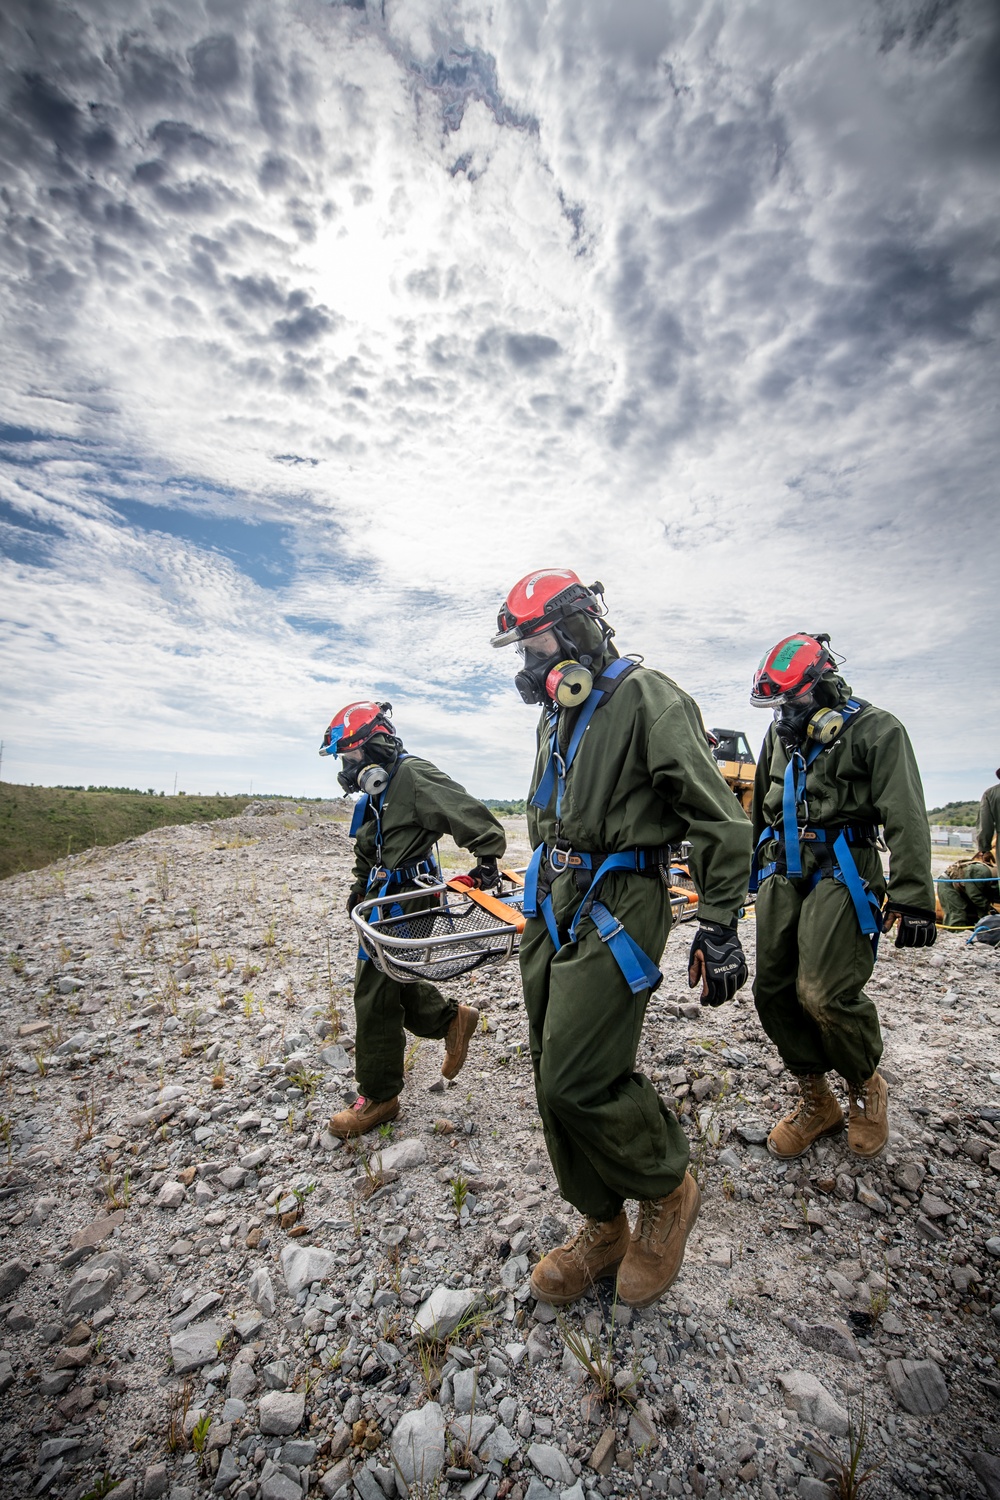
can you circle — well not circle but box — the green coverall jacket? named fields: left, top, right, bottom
left=520, top=660, right=752, bottom=1221
left=976, top=783, right=1000, bottom=859
left=348, top=756, right=506, bottom=1102
left=751, top=702, right=934, bottom=1084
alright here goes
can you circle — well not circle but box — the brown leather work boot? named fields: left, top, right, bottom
left=616, top=1172, right=701, bottom=1308
left=847, top=1071, right=888, bottom=1157
left=529, top=1213, right=630, bottom=1307
left=442, top=1004, right=479, bottom=1080
left=327, top=1094, right=399, bottom=1139
left=767, top=1074, right=845, bottom=1159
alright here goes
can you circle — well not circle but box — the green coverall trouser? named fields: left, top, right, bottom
left=519, top=871, right=689, bottom=1223
left=752, top=850, right=886, bottom=1087
left=353, top=956, right=456, bottom=1102
left=938, top=877, right=996, bottom=928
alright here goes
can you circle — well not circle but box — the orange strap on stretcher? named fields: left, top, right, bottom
left=447, top=870, right=526, bottom=933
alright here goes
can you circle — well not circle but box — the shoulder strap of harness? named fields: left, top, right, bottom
left=530, top=658, right=640, bottom=813
left=781, top=699, right=865, bottom=879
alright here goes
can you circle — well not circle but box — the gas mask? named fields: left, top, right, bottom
left=774, top=694, right=846, bottom=750
left=336, top=735, right=401, bottom=796
left=514, top=628, right=595, bottom=708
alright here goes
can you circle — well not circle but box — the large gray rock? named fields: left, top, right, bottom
left=318, top=1045, right=351, bottom=1072
left=248, top=1267, right=276, bottom=1317
left=412, top=1286, right=481, bottom=1341
left=229, top=1362, right=258, bottom=1400
left=352, top=1473, right=384, bottom=1500
left=483, top=1425, right=519, bottom=1464
left=280, top=1244, right=337, bottom=1295
left=170, top=1320, right=231, bottom=1375
left=0, top=1260, right=29, bottom=1300
left=213, top=1448, right=240, bottom=1494
left=784, top=1317, right=861, bottom=1363
left=171, top=1292, right=223, bottom=1332
left=259, top=1390, right=305, bottom=1436
left=156, top=1181, right=186, bottom=1210
left=378, top=1138, right=428, bottom=1171
left=970, top=1452, right=1000, bottom=1500
left=886, top=1358, right=949, bottom=1415
left=63, top=1265, right=119, bottom=1318
left=453, top=1366, right=479, bottom=1414
left=627, top=1398, right=658, bottom=1449
left=261, top=1474, right=301, bottom=1500
left=527, top=1444, right=574, bottom=1484
left=391, top=1401, right=446, bottom=1495
left=448, top=1415, right=495, bottom=1456
left=776, top=1371, right=849, bottom=1437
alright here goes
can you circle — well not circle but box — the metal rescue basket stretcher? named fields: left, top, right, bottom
left=350, top=871, right=527, bottom=984
left=351, top=854, right=701, bottom=985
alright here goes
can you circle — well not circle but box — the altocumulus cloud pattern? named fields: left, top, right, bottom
left=0, top=0, right=998, bottom=802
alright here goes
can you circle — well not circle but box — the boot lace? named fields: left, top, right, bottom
left=795, top=1075, right=830, bottom=1118
left=567, top=1219, right=604, bottom=1265
left=636, top=1199, right=672, bottom=1242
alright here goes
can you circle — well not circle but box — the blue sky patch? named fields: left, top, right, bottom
left=112, top=499, right=296, bottom=589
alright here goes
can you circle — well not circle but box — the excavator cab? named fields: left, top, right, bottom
left=708, top=727, right=755, bottom=814
left=668, top=729, right=758, bottom=923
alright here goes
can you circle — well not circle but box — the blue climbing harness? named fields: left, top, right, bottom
left=748, top=700, right=883, bottom=951
left=523, top=658, right=665, bottom=995
left=349, top=756, right=439, bottom=960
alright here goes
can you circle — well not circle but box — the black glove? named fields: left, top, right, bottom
left=884, top=903, right=937, bottom=948
left=346, top=886, right=364, bottom=916
left=466, top=856, right=501, bottom=891
left=687, top=923, right=748, bottom=1006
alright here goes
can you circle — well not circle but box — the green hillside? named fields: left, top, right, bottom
left=0, top=783, right=251, bottom=880
left=926, top=800, right=979, bottom=827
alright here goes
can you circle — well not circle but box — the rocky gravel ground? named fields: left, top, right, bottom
left=0, top=802, right=998, bottom=1500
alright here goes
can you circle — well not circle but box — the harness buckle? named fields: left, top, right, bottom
left=371, top=866, right=389, bottom=883
left=549, top=844, right=572, bottom=873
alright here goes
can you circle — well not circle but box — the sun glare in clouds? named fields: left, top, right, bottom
left=0, top=0, right=997, bottom=802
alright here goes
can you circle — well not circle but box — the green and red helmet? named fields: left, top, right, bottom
left=491, top=569, right=606, bottom=648
left=319, top=700, right=394, bottom=757
left=751, top=635, right=835, bottom=707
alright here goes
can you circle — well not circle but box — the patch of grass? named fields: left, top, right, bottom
left=287, top=1067, right=322, bottom=1100
left=807, top=1390, right=883, bottom=1499
left=79, top=1473, right=123, bottom=1500
left=557, top=1303, right=637, bottom=1408
left=166, top=1379, right=193, bottom=1453
left=70, top=1086, right=98, bottom=1148
left=0, top=783, right=252, bottom=881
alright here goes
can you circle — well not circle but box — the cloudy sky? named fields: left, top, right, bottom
left=1, top=0, right=997, bottom=807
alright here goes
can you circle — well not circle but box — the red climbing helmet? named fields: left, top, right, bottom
left=751, top=635, right=835, bottom=707
left=491, top=569, right=606, bottom=647
left=319, top=701, right=395, bottom=757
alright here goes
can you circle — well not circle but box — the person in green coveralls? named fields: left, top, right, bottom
left=938, top=853, right=999, bottom=929
left=748, top=634, right=936, bottom=1162
left=976, top=770, right=1000, bottom=860
left=318, top=700, right=506, bottom=1136
left=491, top=570, right=751, bottom=1308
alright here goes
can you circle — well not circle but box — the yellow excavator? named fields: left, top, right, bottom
left=668, top=728, right=758, bottom=919
left=708, top=727, right=756, bottom=814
